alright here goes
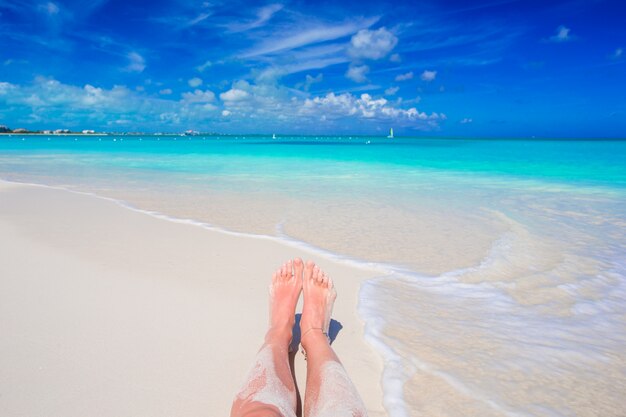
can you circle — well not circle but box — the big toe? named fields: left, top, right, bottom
left=304, top=260, right=315, bottom=282
left=294, top=258, right=304, bottom=280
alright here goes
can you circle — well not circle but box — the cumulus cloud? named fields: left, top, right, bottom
left=0, top=77, right=223, bottom=130
left=395, top=71, right=413, bottom=81
left=302, top=92, right=445, bottom=125
left=196, top=60, right=212, bottom=72
left=460, top=118, right=473, bottom=124
left=220, top=88, right=249, bottom=102
left=385, top=86, right=399, bottom=95
left=159, top=112, right=181, bottom=124
left=346, top=64, right=369, bottom=83
left=549, top=25, right=572, bottom=42
left=302, top=73, right=323, bottom=91
left=348, top=27, right=398, bottom=60
left=188, top=77, right=203, bottom=87
left=1, top=77, right=134, bottom=112
left=389, top=53, right=401, bottom=63
left=0, top=81, right=17, bottom=96
left=420, top=70, right=437, bottom=82
left=125, top=52, right=145, bottom=72
left=159, top=88, right=172, bottom=95
left=181, top=89, right=215, bottom=103
left=0, top=77, right=447, bottom=132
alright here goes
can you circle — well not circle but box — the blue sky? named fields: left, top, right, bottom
left=0, top=0, right=624, bottom=136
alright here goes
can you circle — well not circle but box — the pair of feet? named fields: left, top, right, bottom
left=269, top=258, right=336, bottom=352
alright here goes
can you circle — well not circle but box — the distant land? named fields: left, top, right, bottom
left=0, top=125, right=207, bottom=136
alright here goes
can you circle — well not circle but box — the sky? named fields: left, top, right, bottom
left=0, top=0, right=625, bottom=137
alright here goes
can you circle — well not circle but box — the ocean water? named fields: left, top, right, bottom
left=1, top=135, right=625, bottom=416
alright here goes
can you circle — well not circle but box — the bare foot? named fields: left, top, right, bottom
left=268, top=260, right=303, bottom=344
left=300, top=261, right=337, bottom=350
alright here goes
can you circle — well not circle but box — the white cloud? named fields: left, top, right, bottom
left=460, top=118, right=473, bottom=124
left=256, top=56, right=348, bottom=81
left=181, top=89, right=215, bottom=103
left=188, top=12, right=211, bottom=27
left=389, top=53, right=401, bottom=63
left=125, top=52, right=145, bottom=72
left=240, top=16, right=378, bottom=58
left=302, top=73, right=323, bottom=91
left=159, top=112, right=181, bottom=124
left=302, top=92, right=445, bottom=125
left=346, top=64, right=369, bottom=83
left=395, top=71, right=413, bottom=81
left=39, top=2, right=59, bottom=15
left=1, top=77, right=136, bottom=112
left=348, top=27, right=398, bottom=60
left=420, top=70, right=437, bottom=82
left=385, top=86, right=399, bottom=96
left=611, top=48, right=623, bottom=59
left=159, top=88, right=172, bottom=95
left=188, top=77, right=203, bottom=87
left=196, top=60, right=212, bottom=72
left=227, top=3, right=283, bottom=32
left=0, top=77, right=227, bottom=129
left=0, top=81, right=16, bottom=95
left=549, top=25, right=572, bottom=42
left=0, top=76, right=446, bottom=132
left=220, top=88, right=249, bottom=102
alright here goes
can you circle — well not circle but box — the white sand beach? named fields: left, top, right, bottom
left=0, top=180, right=386, bottom=417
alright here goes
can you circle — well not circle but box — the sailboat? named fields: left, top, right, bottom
left=272, top=133, right=276, bottom=139
left=387, top=128, right=394, bottom=139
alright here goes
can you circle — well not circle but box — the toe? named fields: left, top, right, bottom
left=304, top=260, right=315, bottom=281
left=321, top=273, right=329, bottom=286
left=314, top=266, right=323, bottom=283
left=293, top=258, right=304, bottom=279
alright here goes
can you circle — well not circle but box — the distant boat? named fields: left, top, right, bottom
left=387, top=128, right=394, bottom=139
left=272, top=133, right=276, bottom=139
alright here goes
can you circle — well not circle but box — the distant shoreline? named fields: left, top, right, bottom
left=0, top=133, right=109, bottom=136
left=1, top=132, right=625, bottom=141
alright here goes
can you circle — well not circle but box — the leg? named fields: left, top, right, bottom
left=231, top=259, right=304, bottom=417
left=300, top=261, right=367, bottom=417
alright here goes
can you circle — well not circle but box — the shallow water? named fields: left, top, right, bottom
left=1, top=135, right=625, bottom=416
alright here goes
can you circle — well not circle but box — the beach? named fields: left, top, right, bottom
left=3, top=0, right=626, bottom=413
left=0, top=180, right=385, bottom=417
left=1, top=135, right=625, bottom=417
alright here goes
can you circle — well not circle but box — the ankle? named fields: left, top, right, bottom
left=300, top=328, right=329, bottom=351
left=265, top=325, right=293, bottom=346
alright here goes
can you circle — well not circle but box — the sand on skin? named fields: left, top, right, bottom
left=0, top=180, right=385, bottom=417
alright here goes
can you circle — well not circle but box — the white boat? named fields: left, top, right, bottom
left=387, top=128, right=394, bottom=139
left=272, top=133, right=276, bottom=139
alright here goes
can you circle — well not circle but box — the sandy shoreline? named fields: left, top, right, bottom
left=0, top=180, right=386, bottom=417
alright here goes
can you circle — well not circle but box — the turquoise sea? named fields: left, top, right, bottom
left=1, top=135, right=625, bottom=417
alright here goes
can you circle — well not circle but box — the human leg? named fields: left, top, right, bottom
left=230, top=259, right=304, bottom=417
left=299, top=261, right=367, bottom=417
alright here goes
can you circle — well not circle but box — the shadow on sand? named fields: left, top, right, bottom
left=290, top=313, right=343, bottom=352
